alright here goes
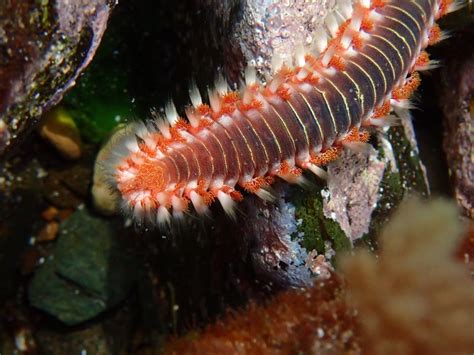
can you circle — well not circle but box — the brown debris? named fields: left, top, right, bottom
left=340, top=198, right=474, bottom=355
left=41, top=206, right=59, bottom=222
left=37, top=221, right=59, bottom=243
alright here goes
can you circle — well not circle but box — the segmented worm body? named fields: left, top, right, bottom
left=110, top=0, right=460, bottom=224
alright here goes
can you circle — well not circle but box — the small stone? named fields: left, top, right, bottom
left=41, top=206, right=59, bottom=221
left=28, top=208, right=137, bottom=325
left=39, top=107, right=82, bottom=160
left=28, top=260, right=107, bottom=326
left=37, top=222, right=59, bottom=242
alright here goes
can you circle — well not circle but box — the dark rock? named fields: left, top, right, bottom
left=0, top=0, right=115, bottom=158
left=29, top=259, right=107, bottom=326
left=437, top=26, right=474, bottom=218
left=28, top=208, right=137, bottom=325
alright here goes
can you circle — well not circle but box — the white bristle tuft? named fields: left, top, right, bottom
left=245, top=65, right=257, bottom=85
left=296, top=68, right=309, bottom=81
left=448, top=0, right=466, bottom=13
left=295, top=43, right=306, bottom=67
left=313, top=29, right=329, bottom=54
left=165, top=101, right=179, bottom=125
left=171, top=195, right=187, bottom=214
left=208, top=89, right=222, bottom=112
left=189, top=81, right=202, bottom=107
left=360, top=0, right=371, bottom=8
left=133, top=203, right=145, bottom=221
left=324, top=13, right=340, bottom=38
left=367, top=115, right=401, bottom=128
left=125, top=138, right=140, bottom=153
left=343, top=141, right=373, bottom=153
left=271, top=53, right=284, bottom=73
left=415, top=59, right=440, bottom=71
left=134, top=121, right=149, bottom=139
left=438, top=29, right=452, bottom=43
left=278, top=172, right=308, bottom=186
left=390, top=98, right=414, bottom=110
left=337, top=0, right=353, bottom=18
left=156, top=117, right=171, bottom=138
left=157, top=206, right=171, bottom=225
left=255, top=187, right=275, bottom=202
left=268, top=76, right=284, bottom=94
left=217, top=191, right=237, bottom=219
left=189, top=191, right=209, bottom=215
left=215, top=73, right=229, bottom=95
left=307, top=164, right=328, bottom=180
left=185, top=107, right=200, bottom=127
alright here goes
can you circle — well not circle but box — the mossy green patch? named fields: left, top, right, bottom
left=387, top=126, right=429, bottom=194
left=356, top=126, right=429, bottom=249
left=291, top=184, right=351, bottom=256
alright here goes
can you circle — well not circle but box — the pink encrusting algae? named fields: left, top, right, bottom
left=108, top=0, right=463, bottom=224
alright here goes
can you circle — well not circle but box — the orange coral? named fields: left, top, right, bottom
left=340, top=199, right=474, bottom=355
left=164, top=276, right=361, bottom=354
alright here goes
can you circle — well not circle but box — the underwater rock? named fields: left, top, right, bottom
left=238, top=190, right=313, bottom=288
left=222, top=0, right=340, bottom=81
left=323, top=144, right=385, bottom=242
left=437, top=28, right=474, bottom=219
left=28, top=208, right=137, bottom=325
left=39, top=107, right=82, bottom=160
left=0, top=0, right=115, bottom=158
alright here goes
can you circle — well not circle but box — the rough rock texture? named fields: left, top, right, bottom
left=28, top=208, right=137, bottom=325
left=228, top=0, right=338, bottom=78
left=238, top=190, right=314, bottom=288
left=323, top=145, right=386, bottom=242
left=437, top=27, right=474, bottom=218
left=0, top=0, right=115, bottom=157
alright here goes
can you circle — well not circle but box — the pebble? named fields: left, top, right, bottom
left=39, top=107, right=82, bottom=160
left=41, top=206, right=59, bottom=221
left=37, top=221, right=59, bottom=242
